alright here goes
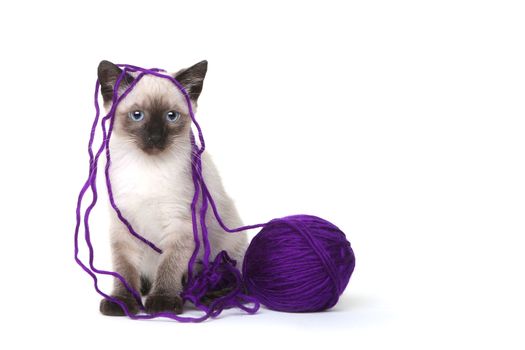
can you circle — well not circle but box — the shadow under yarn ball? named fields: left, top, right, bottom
left=242, top=215, right=356, bottom=313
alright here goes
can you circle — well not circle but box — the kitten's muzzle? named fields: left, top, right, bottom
left=148, top=132, right=163, bottom=145
left=143, top=129, right=167, bottom=153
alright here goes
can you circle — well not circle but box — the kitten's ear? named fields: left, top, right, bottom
left=173, top=60, right=208, bottom=101
left=97, top=60, right=134, bottom=104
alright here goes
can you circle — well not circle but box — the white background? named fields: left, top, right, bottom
left=0, top=0, right=524, bottom=349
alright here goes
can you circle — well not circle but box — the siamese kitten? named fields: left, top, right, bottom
left=97, top=60, right=247, bottom=316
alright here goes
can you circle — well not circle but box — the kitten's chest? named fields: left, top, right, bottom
left=109, top=154, right=193, bottom=240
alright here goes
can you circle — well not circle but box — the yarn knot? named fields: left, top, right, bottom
left=181, top=251, right=258, bottom=316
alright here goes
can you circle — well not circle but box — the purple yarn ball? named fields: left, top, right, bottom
left=242, top=215, right=355, bottom=313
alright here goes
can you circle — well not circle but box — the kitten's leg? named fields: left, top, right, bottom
left=99, top=241, right=141, bottom=316
left=145, top=242, right=193, bottom=315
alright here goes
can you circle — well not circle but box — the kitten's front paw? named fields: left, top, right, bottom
left=145, top=294, right=183, bottom=314
left=100, top=295, right=139, bottom=316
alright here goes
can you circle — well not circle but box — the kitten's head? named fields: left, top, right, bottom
left=97, top=60, right=207, bottom=155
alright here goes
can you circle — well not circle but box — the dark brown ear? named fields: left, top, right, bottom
left=97, top=60, right=134, bottom=103
left=174, top=60, right=208, bottom=101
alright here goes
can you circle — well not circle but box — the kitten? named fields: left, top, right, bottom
left=97, top=60, right=247, bottom=316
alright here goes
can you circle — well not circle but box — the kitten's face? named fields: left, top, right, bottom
left=112, top=82, right=190, bottom=155
left=97, top=60, right=207, bottom=155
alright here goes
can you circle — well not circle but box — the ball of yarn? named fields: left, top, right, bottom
left=242, top=215, right=355, bottom=313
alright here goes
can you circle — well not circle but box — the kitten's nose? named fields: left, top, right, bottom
left=149, top=133, right=163, bottom=145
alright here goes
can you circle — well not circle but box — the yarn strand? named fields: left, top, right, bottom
left=74, top=64, right=261, bottom=322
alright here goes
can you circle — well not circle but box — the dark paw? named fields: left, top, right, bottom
left=200, top=287, right=235, bottom=306
left=145, top=294, right=183, bottom=314
left=100, top=295, right=139, bottom=316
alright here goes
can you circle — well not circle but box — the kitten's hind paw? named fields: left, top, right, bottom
left=99, top=295, right=139, bottom=316
left=200, top=287, right=235, bottom=307
left=145, top=294, right=183, bottom=315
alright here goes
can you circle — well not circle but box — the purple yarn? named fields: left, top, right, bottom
left=75, top=64, right=261, bottom=322
left=74, top=63, right=355, bottom=321
left=243, top=215, right=355, bottom=313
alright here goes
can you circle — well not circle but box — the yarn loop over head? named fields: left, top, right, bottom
left=74, top=63, right=263, bottom=322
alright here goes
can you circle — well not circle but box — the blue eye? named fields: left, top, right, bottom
left=129, top=110, right=145, bottom=122
left=166, top=111, right=181, bottom=122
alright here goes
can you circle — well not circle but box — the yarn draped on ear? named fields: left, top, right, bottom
left=74, top=63, right=355, bottom=322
